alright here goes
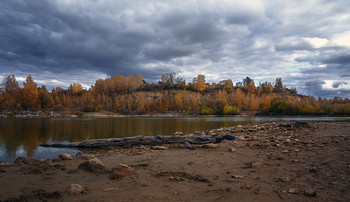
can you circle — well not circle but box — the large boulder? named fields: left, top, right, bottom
left=78, top=158, right=110, bottom=174
left=109, top=164, right=138, bottom=180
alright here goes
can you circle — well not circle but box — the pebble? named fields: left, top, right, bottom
left=304, top=186, right=316, bottom=197
left=241, top=184, right=252, bottom=189
left=200, top=143, right=218, bottom=149
left=288, top=188, right=298, bottom=194
left=232, top=175, right=245, bottom=179
left=150, top=146, right=169, bottom=150
left=67, top=184, right=84, bottom=195
left=228, top=147, right=236, bottom=152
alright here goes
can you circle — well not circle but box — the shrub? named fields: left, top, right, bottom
left=223, top=105, right=240, bottom=115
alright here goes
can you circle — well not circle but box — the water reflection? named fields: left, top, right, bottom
left=0, top=116, right=349, bottom=162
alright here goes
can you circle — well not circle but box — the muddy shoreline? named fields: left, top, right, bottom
left=0, top=121, right=349, bottom=201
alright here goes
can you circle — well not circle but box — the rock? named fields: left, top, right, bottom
left=241, top=184, right=252, bottom=189
left=14, top=157, right=26, bottom=166
left=80, top=154, right=96, bottom=160
left=251, top=162, right=263, bottom=167
left=236, top=136, right=245, bottom=141
left=174, top=132, right=183, bottom=136
left=285, top=139, right=291, bottom=143
left=40, top=159, right=52, bottom=164
left=67, top=184, right=85, bottom=195
left=109, top=164, right=138, bottom=180
left=200, top=143, right=218, bottom=148
left=278, top=177, right=291, bottom=182
left=78, top=158, right=110, bottom=174
left=279, top=123, right=292, bottom=128
left=295, top=121, right=309, bottom=128
left=183, top=141, right=195, bottom=150
left=59, top=153, right=73, bottom=160
left=282, top=150, right=289, bottom=153
left=76, top=152, right=83, bottom=158
left=25, top=159, right=40, bottom=165
left=1, top=162, right=15, bottom=166
left=329, top=181, right=339, bottom=185
left=232, top=175, right=245, bottom=179
left=228, top=147, right=236, bottom=152
left=103, top=187, right=118, bottom=192
left=14, top=157, right=39, bottom=166
left=169, top=176, right=186, bottom=182
left=288, top=188, right=298, bottom=194
left=304, top=186, right=316, bottom=197
left=150, top=146, right=169, bottom=150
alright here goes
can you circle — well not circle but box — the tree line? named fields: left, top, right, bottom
left=0, top=73, right=349, bottom=115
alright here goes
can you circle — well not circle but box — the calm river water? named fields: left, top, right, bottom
left=1, top=116, right=349, bottom=162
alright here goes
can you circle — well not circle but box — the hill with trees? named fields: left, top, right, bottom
left=0, top=73, right=349, bottom=116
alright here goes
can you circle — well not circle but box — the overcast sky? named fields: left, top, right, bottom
left=1, top=0, right=350, bottom=98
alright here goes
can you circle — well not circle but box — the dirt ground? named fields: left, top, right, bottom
left=0, top=121, right=349, bottom=202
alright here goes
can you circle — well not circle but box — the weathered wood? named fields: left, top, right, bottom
left=40, top=134, right=235, bottom=149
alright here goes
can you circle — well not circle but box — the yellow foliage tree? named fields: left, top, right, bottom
left=193, top=74, right=207, bottom=92
left=21, top=75, right=39, bottom=109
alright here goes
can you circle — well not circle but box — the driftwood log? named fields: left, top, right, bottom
left=40, top=134, right=235, bottom=150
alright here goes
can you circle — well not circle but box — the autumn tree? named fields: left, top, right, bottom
left=3, top=74, right=21, bottom=108
left=247, top=81, right=255, bottom=94
left=256, top=86, right=262, bottom=96
left=69, top=83, right=83, bottom=95
left=274, top=77, right=283, bottom=92
left=21, top=75, right=39, bottom=109
left=192, top=74, right=207, bottom=92
left=233, top=88, right=243, bottom=109
left=174, top=76, right=186, bottom=90
left=160, top=73, right=175, bottom=90
left=221, top=79, right=234, bottom=93
left=38, top=85, right=54, bottom=109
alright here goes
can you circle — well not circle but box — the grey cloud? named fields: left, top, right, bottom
left=301, top=79, right=350, bottom=98
left=332, top=82, right=347, bottom=88
left=275, top=39, right=314, bottom=52
left=0, top=0, right=350, bottom=98
left=323, top=54, right=350, bottom=65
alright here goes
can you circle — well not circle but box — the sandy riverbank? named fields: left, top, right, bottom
left=0, top=121, right=349, bottom=201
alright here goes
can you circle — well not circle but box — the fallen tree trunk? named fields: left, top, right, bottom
left=40, top=134, right=235, bottom=149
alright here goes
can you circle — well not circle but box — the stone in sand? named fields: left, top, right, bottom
left=150, top=146, right=169, bottom=150
left=78, top=158, right=110, bottom=174
left=304, top=186, right=316, bottom=197
left=228, top=147, right=236, bottom=152
left=200, top=143, right=218, bottom=148
left=67, top=184, right=84, bottom=195
left=59, top=153, right=73, bottom=160
left=109, top=164, right=138, bottom=180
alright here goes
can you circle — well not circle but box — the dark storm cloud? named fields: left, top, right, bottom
left=323, top=54, right=350, bottom=65
left=0, top=0, right=350, bottom=98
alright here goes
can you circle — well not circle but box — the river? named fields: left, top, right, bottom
left=1, top=116, right=349, bottom=162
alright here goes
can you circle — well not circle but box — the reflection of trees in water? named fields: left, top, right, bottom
left=0, top=117, right=261, bottom=159
left=0, top=119, right=23, bottom=159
